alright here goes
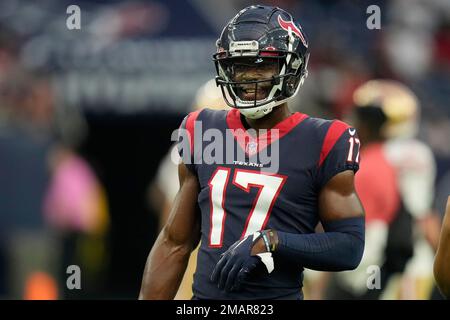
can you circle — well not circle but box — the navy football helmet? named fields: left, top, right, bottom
left=214, top=5, right=309, bottom=119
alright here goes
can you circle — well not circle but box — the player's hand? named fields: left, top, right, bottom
left=210, top=232, right=274, bottom=292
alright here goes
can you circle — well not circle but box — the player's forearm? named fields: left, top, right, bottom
left=275, top=231, right=364, bottom=271
left=434, top=201, right=450, bottom=298
left=273, top=217, right=365, bottom=271
left=417, top=212, right=441, bottom=252
left=434, top=230, right=450, bottom=298
left=139, top=230, right=192, bottom=300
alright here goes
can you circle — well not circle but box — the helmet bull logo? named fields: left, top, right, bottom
left=277, top=15, right=308, bottom=48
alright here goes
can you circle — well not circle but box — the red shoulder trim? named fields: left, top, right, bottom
left=318, top=120, right=350, bottom=167
left=185, top=110, right=202, bottom=155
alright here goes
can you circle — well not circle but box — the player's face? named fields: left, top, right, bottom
left=231, top=59, right=278, bottom=101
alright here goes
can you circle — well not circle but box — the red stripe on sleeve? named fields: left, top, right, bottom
left=318, top=120, right=350, bottom=167
left=185, top=110, right=201, bottom=156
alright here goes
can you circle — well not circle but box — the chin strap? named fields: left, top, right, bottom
left=262, top=106, right=273, bottom=116
left=239, top=98, right=287, bottom=119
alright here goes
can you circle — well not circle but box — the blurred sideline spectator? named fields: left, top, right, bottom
left=44, top=147, right=108, bottom=234
left=0, top=69, right=56, bottom=299
left=0, top=66, right=108, bottom=299
left=44, top=146, right=110, bottom=299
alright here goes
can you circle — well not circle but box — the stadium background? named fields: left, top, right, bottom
left=0, top=0, right=449, bottom=299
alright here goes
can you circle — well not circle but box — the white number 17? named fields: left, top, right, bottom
left=208, top=168, right=286, bottom=248
left=347, top=137, right=361, bottom=163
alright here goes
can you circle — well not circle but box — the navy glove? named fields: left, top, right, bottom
left=210, top=232, right=274, bottom=292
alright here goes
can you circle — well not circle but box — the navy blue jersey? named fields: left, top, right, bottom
left=177, top=108, right=360, bottom=299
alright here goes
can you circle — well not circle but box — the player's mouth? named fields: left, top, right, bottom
left=239, top=83, right=271, bottom=101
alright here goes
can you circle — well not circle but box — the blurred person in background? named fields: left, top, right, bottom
left=0, top=69, right=59, bottom=299
left=43, top=142, right=110, bottom=299
left=147, top=78, right=228, bottom=299
left=0, top=23, right=20, bottom=298
left=0, top=65, right=108, bottom=299
left=37, top=70, right=110, bottom=299
left=324, top=80, right=441, bottom=299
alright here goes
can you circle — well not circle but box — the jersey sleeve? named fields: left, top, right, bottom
left=316, top=120, right=361, bottom=189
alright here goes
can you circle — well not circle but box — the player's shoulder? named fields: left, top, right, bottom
left=185, top=108, right=228, bottom=123
left=303, top=116, right=360, bottom=188
left=301, top=115, right=353, bottom=141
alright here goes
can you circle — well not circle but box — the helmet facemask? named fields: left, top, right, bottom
left=214, top=49, right=305, bottom=114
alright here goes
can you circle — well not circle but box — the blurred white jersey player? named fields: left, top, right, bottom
left=324, top=80, right=440, bottom=299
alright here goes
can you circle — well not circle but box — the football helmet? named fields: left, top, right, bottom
left=213, top=5, right=309, bottom=119
left=353, top=80, right=419, bottom=139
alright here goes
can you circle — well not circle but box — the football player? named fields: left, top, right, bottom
left=139, top=5, right=365, bottom=300
left=325, top=80, right=440, bottom=299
